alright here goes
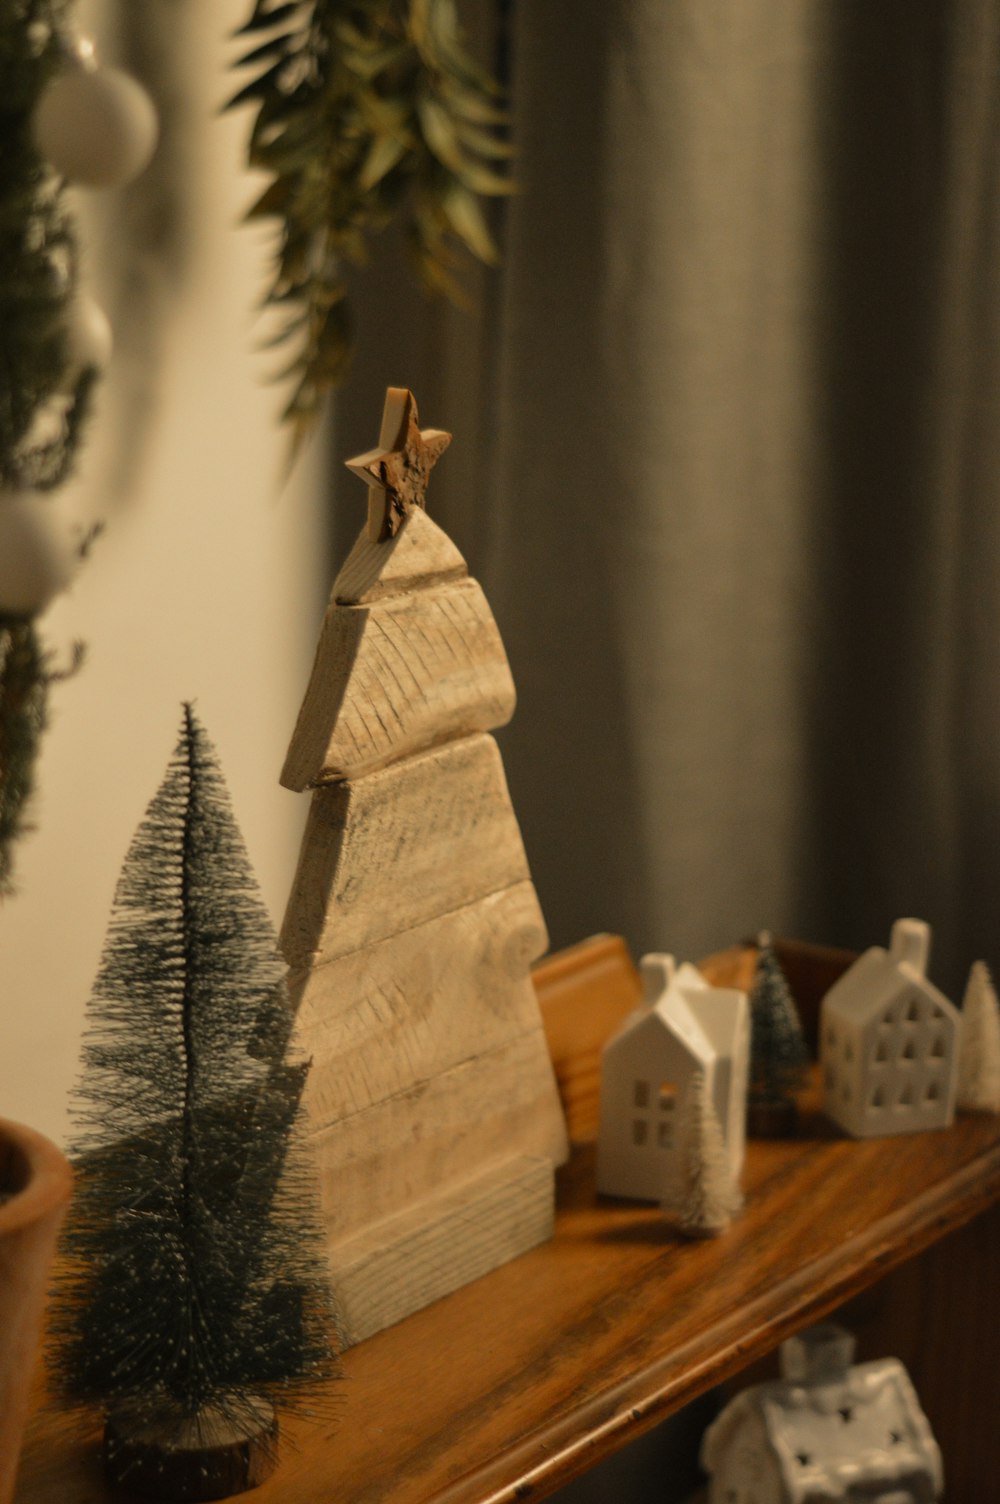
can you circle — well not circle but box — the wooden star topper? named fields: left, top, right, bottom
left=345, top=387, right=452, bottom=543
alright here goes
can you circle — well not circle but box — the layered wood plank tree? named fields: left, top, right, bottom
left=280, top=389, right=569, bottom=1344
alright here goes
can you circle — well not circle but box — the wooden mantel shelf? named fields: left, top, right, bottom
left=15, top=936, right=1000, bottom=1504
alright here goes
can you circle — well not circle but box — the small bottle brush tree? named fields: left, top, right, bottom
left=663, top=1069, right=742, bottom=1239
left=957, top=960, right=1000, bottom=1115
left=48, top=705, right=339, bottom=1501
left=747, top=938, right=810, bottom=1136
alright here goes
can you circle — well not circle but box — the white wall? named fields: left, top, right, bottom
left=0, top=2, right=329, bottom=1147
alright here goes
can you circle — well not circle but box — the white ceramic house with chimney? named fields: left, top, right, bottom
left=701, top=1324, right=943, bottom=1504
left=596, top=954, right=749, bottom=1200
left=820, top=919, right=961, bottom=1138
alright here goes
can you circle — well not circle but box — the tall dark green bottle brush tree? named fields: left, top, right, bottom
left=747, top=936, right=811, bottom=1138
left=48, top=705, right=339, bottom=1501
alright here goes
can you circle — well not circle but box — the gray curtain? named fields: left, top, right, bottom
left=346, top=0, right=1000, bottom=1000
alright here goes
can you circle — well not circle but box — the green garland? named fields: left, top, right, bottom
left=0, top=0, right=93, bottom=897
left=231, top=0, right=511, bottom=447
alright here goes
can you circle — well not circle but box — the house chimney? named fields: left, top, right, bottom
left=639, top=953, right=676, bottom=1006
left=780, top=1325, right=856, bottom=1387
left=889, top=918, right=930, bottom=977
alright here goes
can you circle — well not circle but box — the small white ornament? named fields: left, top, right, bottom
left=33, top=64, right=158, bottom=188
left=62, top=294, right=113, bottom=384
left=0, top=491, right=82, bottom=616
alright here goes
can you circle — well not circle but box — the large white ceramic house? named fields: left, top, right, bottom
left=820, top=919, right=960, bottom=1138
left=596, top=954, right=749, bottom=1201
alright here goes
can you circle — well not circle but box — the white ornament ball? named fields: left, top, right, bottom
left=33, top=65, right=158, bottom=188
left=63, top=294, right=113, bottom=383
left=0, top=492, right=82, bottom=616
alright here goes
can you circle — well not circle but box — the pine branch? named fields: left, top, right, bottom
left=230, top=0, right=511, bottom=450
left=0, top=0, right=99, bottom=892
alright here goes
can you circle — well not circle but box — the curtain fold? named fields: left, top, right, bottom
left=479, top=0, right=1000, bottom=994
left=347, top=1, right=1000, bottom=996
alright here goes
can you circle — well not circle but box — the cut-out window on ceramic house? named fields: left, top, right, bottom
left=870, top=1083, right=886, bottom=1108
left=875, top=1034, right=890, bottom=1063
left=901, top=1036, right=916, bottom=1060
left=633, top=1080, right=649, bottom=1108
left=906, top=997, right=921, bottom=1022
left=898, top=1080, right=914, bottom=1107
left=930, top=1033, right=945, bottom=1058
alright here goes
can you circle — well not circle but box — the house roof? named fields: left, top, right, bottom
left=702, top=1359, right=943, bottom=1503
left=823, top=944, right=957, bottom=1027
left=606, top=964, right=744, bottom=1067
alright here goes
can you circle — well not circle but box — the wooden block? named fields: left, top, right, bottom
left=280, top=578, right=516, bottom=790
left=290, top=882, right=550, bottom=1124
left=534, top=935, right=644, bottom=1144
left=333, top=508, right=467, bottom=606
left=329, top=1156, right=554, bottom=1345
left=306, top=1024, right=567, bottom=1245
left=281, top=736, right=533, bottom=968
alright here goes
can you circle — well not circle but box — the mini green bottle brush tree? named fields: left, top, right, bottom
left=0, top=0, right=156, bottom=896
left=747, top=939, right=810, bottom=1136
left=47, top=706, right=339, bottom=1501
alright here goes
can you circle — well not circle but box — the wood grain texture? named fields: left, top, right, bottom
left=334, top=508, right=467, bottom=606
left=281, top=735, right=532, bottom=969
left=280, top=577, right=516, bottom=790
left=17, top=937, right=1000, bottom=1504
left=330, top=1156, right=554, bottom=1345
left=290, top=882, right=549, bottom=1124
left=307, top=1017, right=567, bottom=1246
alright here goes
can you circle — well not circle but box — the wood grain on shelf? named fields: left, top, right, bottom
left=15, top=936, right=1000, bottom=1504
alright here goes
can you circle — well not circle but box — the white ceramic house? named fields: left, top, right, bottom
left=820, top=919, right=960, bottom=1138
left=596, top=954, right=749, bottom=1200
left=701, top=1324, right=943, bottom=1504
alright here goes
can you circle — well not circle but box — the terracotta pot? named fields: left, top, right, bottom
left=0, top=1117, right=72, bottom=1504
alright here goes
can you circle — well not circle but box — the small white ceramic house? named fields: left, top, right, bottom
left=701, top=1324, right=943, bottom=1504
left=596, top=954, right=749, bottom=1200
left=820, top=919, right=960, bottom=1138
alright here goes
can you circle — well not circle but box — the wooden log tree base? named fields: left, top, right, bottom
left=745, top=1095, right=799, bottom=1139
left=103, top=1396, right=277, bottom=1502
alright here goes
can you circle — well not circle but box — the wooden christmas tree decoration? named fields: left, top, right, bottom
left=957, top=960, right=1000, bottom=1114
left=48, top=706, right=338, bottom=1501
left=281, top=388, right=569, bottom=1344
left=663, top=1068, right=743, bottom=1239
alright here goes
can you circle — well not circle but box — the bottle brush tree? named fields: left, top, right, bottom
left=957, top=959, right=1000, bottom=1115
left=747, top=937, right=810, bottom=1134
left=663, top=1068, right=743, bottom=1239
left=48, top=705, right=339, bottom=1500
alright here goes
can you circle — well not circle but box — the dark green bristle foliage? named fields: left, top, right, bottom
left=48, top=705, right=340, bottom=1433
left=749, top=942, right=810, bottom=1105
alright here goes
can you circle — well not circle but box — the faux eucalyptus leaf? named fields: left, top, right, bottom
left=230, top=0, right=510, bottom=450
